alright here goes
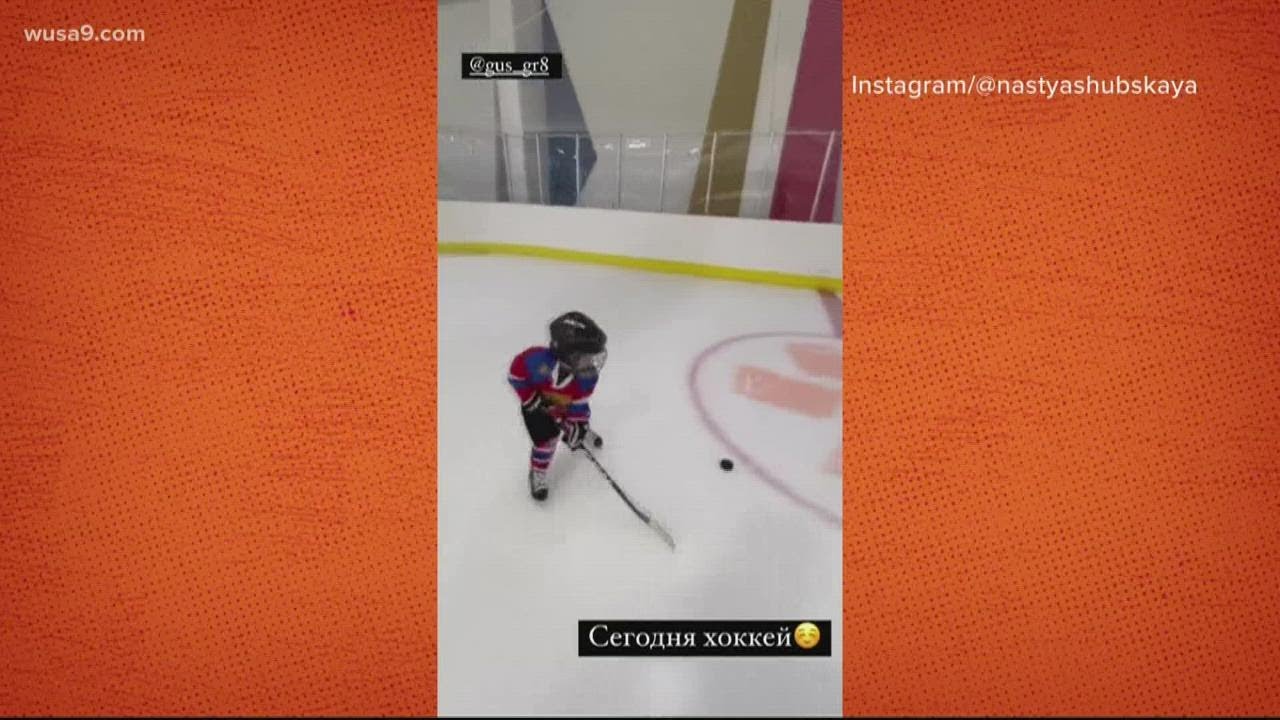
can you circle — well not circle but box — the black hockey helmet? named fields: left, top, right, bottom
left=549, top=311, right=607, bottom=375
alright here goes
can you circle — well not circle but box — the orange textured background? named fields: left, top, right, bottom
left=1, top=2, right=436, bottom=715
left=843, top=0, right=1279, bottom=716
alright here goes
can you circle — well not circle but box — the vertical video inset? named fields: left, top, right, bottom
left=437, top=1, right=842, bottom=715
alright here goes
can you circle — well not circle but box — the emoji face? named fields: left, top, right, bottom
left=794, top=622, right=821, bottom=650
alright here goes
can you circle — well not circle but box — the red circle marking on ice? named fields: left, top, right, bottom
left=689, top=331, right=841, bottom=526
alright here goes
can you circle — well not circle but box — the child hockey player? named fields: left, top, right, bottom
left=507, top=311, right=608, bottom=500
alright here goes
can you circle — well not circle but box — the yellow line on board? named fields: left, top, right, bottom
left=438, top=242, right=843, bottom=293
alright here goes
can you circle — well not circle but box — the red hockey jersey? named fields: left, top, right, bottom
left=507, top=346, right=597, bottom=421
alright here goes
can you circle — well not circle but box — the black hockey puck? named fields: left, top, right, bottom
left=720, top=458, right=734, bottom=471
left=593, top=434, right=603, bottom=448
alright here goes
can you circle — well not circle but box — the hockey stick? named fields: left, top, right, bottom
left=578, top=445, right=676, bottom=550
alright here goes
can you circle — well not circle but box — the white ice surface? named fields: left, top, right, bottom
left=438, top=256, right=842, bottom=717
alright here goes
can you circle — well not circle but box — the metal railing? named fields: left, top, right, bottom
left=438, top=127, right=841, bottom=223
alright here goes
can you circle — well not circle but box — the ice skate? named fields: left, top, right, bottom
left=528, top=469, right=549, bottom=501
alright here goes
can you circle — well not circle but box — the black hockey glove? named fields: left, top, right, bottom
left=561, top=418, right=589, bottom=450
left=520, top=393, right=559, bottom=444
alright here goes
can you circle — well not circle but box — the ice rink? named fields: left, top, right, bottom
left=438, top=255, right=842, bottom=717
